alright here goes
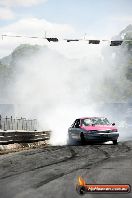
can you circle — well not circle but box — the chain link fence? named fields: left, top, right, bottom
left=0, top=115, right=38, bottom=131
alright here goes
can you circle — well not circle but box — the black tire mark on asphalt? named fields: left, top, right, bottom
left=33, top=146, right=111, bottom=188
left=67, top=146, right=78, bottom=158
left=0, top=147, right=78, bottom=180
left=90, top=141, right=132, bottom=158
left=92, top=145, right=111, bottom=159
left=0, top=145, right=112, bottom=180
left=1, top=142, right=130, bottom=187
left=20, top=146, right=67, bottom=156
left=33, top=154, right=109, bottom=189
left=121, top=142, right=132, bottom=152
left=0, top=156, right=72, bottom=180
left=34, top=173, right=65, bottom=188
left=34, top=143, right=132, bottom=188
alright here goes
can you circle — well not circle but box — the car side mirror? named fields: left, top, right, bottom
left=112, top=123, right=115, bottom=126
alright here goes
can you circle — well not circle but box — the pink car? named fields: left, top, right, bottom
left=68, top=117, right=119, bottom=145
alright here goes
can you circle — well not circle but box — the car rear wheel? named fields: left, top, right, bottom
left=113, top=140, right=118, bottom=145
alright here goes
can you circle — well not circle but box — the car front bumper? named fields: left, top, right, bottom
left=84, top=132, right=119, bottom=142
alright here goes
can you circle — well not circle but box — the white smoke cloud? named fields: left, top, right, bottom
left=10, top=44, right=103, bottom=145
left=5, top=41, right=126, bottom=145
left=8, top=38, right=132, bottom=145
left=0, top=17, right=131, bottom=144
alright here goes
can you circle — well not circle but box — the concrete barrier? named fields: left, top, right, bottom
left=0, top=130, right=51, bottom=145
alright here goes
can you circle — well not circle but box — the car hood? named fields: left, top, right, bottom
left=80, top=125, right=117, bottom=131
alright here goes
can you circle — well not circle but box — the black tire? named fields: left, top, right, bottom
left=80, top=133, right=86, bottom=145
left=113, top=140, right=118, bottom=145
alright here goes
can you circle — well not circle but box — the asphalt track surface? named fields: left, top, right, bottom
left=0, top=141, right=132, bottom=198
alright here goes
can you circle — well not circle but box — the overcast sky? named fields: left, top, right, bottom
left=0, top=0, right=131, bottom=57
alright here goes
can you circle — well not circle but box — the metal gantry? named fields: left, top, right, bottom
left=0, top=34, right=132, bottom=46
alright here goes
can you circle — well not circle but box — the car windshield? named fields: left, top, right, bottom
left=81, top=118, right=110, bottom=126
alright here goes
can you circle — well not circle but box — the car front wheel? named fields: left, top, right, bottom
left=80, top=133, right=86, bottom=145
left=113, top=140, right=118, bottom=145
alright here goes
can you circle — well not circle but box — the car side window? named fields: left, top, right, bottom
left=74, top=119, right=80, bottom=128
left=71, top=120, right=76, bottom=128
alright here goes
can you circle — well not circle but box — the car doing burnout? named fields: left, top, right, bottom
left=68, top=117, right=119, bottom=145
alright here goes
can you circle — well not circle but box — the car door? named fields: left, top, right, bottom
left=70, top=119, right=81, bottom=140
left=68, top=120, right=76, bottom=138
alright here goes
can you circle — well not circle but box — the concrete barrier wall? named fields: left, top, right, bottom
left=0, top=130, right=51, bottom=145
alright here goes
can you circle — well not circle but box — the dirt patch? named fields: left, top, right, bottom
left=0, top=140, right=49, bottom=155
